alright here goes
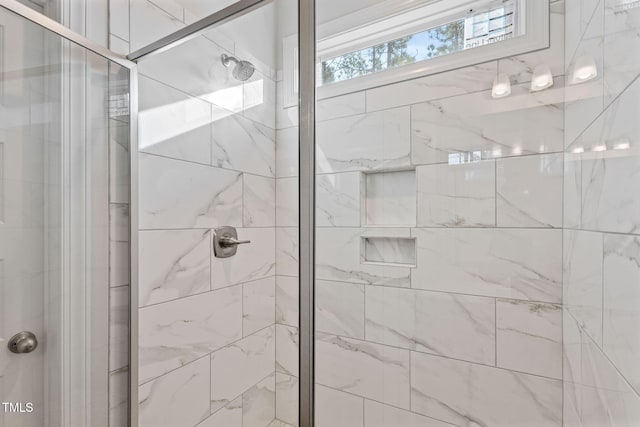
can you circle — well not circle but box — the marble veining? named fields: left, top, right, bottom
left=417, top=161, right=495, bottom=228
left=366, top=286, right=495, bottom=365
left=412, top=228, right=563, bottom=303
left=139, top=229, right=211, bottom=307
left=315, top=333, right=410, bottom=409
left=139, top=286, right=242, bottom=383
left=411, top=352, right=562, bottom=427
left=496, top=299, right=562, bottom=379
left=316, top=107, right=411, bottom=174
left=210, top=326, right=275, bottom=413
left=139, top=153, right=242, bottom=230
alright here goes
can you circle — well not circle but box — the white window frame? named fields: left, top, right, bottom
left=282, top=0, right=549, bottom=105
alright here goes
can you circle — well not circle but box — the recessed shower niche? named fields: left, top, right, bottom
left=361, top=169, right=417, bottom=267
left=363, top=169, right=416, bottom=227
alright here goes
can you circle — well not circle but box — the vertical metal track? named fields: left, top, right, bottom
left=298, top=0, right=316, bottom=425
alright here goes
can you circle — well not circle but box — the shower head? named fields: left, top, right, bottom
left=221, top=53, right=255, bottom=81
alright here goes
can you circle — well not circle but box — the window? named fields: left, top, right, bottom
left=281, top=0, right=549, bottom=105
left=320, top=1, right=519, bottom=86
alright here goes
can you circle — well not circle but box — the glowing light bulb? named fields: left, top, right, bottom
left=492, top=74, right=512, bottom=98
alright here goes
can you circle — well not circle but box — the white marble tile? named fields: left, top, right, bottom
left=563, top=229, right=603, bottom=345
left=411, top=353, right=562, bottom=427
left=198, top=397, right=242, bottom=427
left=366, top=287, right=495, bottom=365
left=316, top=107, right=411, bottom=174
left=211, top=228, right=275, bottom=288
left=276, top=276, right=299, bottom=327
left=496, top=153, right=563, bottom=228
left=417, top=161, right=495, bottom=227
left=316, top=172, right=361, bottom=227
left=243, top=71, right=276, bottom=129
left=243, top=174, right=276, bottom=227
left=603, top=0, right=640, bottom=104
left=411, top=83, right=565, bottom=166
left=496, top=299, right=562, bottom=379
left=110, top=286, right=130, bottom=372
left=603, top=234, right=640, bottom=394
left=212, top=114, right=276, bottom=177
left=110, top=203, right=130, bottom=287
left=315, top=333, right=410, bottom=409
left=276, top=177, right=298, bottom=227
left=316, top=280, right=365, bottom=339
left=139, top=229, right=211, bottom=307
left=365, top=62, right=497, bottom=112
left=139, top=287, right=242, bottom=383
left=411, top=228, right=563, bottom=303
left=148, top=0, right=183, bottom=20
left=498, top=1, right=565, bottom=84
left=364, top=400, right=451, bottom=427
left=317, top=92, right=366, bottom=122
left=109, top=368, right=129, bottom=427
left=130, top=0, right=185, bottom=51
left=243, top=374, right=276, bottom=427
left=365, top=170, right=415, bottom=226
left=582, top=155, right=640, bottom=234
left=580, top=317, right=640, bottom=427
left=564, top=152, right=582, bottom=229
left=317, top=228, right=411, bottom=287
left=275, top=373, right=298, bottom=427
left=276, top=228, right=298, bottom=277
left=139, top=153, right=242, bottom=230
left=109, top=0, right=130, bottom=41
left=139, top=357, right=210, bottom=427
left=139, top=75, right=212, bottom=165
left=276, top=324, right=298, bottom=376
left=562, top=309, right=583, bottom=427
left=137, top=36, right=241, bottom=112
left=564, top=1, right=604, bottom=147
left=210, top=326, right=275, bottom=412
left=315, top=385, right=364, bottom=427
left=243, top=277, right=276, bottom=337
left=275, top=127, right=298, bottom=178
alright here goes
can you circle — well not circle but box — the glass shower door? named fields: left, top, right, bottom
left=0, top=5, right=131, bottom=427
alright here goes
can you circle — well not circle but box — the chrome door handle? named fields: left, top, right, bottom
left=219, top=236, right=251, bottom=247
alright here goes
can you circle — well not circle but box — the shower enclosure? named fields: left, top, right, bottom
left=1, top=0, right=640, bottom=425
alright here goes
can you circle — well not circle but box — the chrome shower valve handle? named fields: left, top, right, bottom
left=219, top=236, right=251, bottom=247
left=213, top=226, right=251, bottom=258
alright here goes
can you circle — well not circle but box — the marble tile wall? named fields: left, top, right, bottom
left=117, top=1, right=280, bottom=425
left=274, top=1, right=572, bottom=425
left=563, top=0, right=640, bottom=424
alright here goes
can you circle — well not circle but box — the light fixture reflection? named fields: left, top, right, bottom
left=492, top=73, right=512, bottom=98
left=571, top=146, right=584, bottom=154
left=592, top=144, right=607, bottom=152
left=572, top=55, right=598, bottom=84
left=613, top=139, right=631, bottom=150
left=531, top=64, right=554, bottom=91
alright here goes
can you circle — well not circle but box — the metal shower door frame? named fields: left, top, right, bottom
left=0, top=0, right=140, bottom=425
left=126, top=0, right=317, bottom=426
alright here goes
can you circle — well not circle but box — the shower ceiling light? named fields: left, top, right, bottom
left=531, top=64, right=554, bottom=91
left=492, top=73, right=511, bottom=98
left=572, top=55, right=598, bottom=83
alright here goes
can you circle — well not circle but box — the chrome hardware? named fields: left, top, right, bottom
left=213, top=226, right=251, bottom=258
left=8, top=331, right=38, bottom=354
